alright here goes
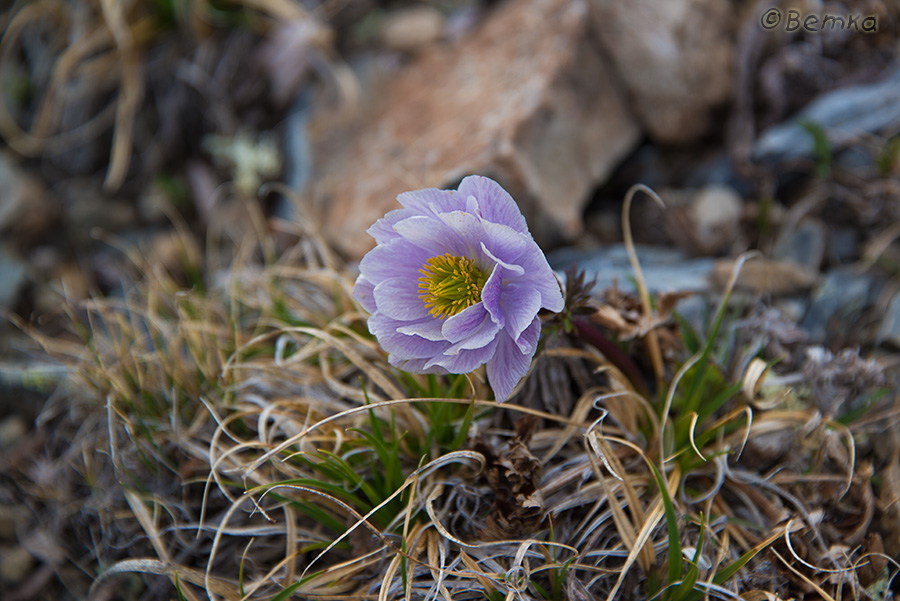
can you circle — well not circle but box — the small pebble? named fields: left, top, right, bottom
left=691, top=185, right=742, bottom=245
left=802, top=268, right=878, bottom=344
left=0, top=545, right=34, bottom=584
left=827, top=228, right=859, bottom=265
left=0, top=505, right=23, bottom=540
left=0, top=245, right=27, bottom=314
left=771, top=218, right=826, bottom=271
left=380, top=6, right=445, bottom=53
left=0, top=415, right=26, bottom=449
left=878, top=290, right=900, bottom=348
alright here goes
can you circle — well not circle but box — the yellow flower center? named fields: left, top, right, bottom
left=418, top=254, right=488, bottom=319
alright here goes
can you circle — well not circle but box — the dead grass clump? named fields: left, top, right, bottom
left=5, top=191, right=900, bottom=601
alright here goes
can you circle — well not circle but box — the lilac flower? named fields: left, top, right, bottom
left=353, top=176, right=564, bottom=401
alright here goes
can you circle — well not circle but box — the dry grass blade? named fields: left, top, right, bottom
left=659, top=352, right=701, bottom=464
left=862, top=219, right=900, bottom=267
left=542, top=390, right=627, bottom=464
left=99, top=0, right=143, bottom=191
left=90, top=559, right=239, bottom=601
left=379, top=552, right=404, bottom=601
left=772, top=548, right=837, bottom=601
left=585, top=425, right=658, bottom=577
left=742, top=358, right=770, bottom=400
left=621, top=184, right=666, bottom=385
left=459, top=551, right=501, bottom=597
left=601, top=465, right=674, bottom=601
left=291, top=551, right=384, bottom=596
left=825, top=418, right=857, bottom=498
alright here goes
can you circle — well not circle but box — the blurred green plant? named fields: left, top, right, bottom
left=800, top=120, right=833, bottom=178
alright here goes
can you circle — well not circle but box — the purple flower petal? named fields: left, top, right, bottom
left=458, top=175, right=528, bottom=235
left=426, top=337, right=500, bottom=372
left=499, top=283, right=542, bottom=341
left=436, top=210, right=486, bottom=257
left=389, top=355, right=448, bottom=374
left=397, top=187, right=466, bottom=215
left=486, top=318, right=540, bottom=402
left=442, top=303, right=488, bottom=343
left=367, top=208, right=414, bottom=244
left=513, top=314, right=541, bottom=354
left=480, top=242, right=525, bottom=277
left=534, top=273, right=564, bottom=313
left=397, top=317, right=444, bottom=341
left=373, top=277, right=429, bottom=321
left=445, top=311, right=501, bottom=354
left=481, top=264, right=504, bottom=327
left=360, top=238, right=430, bottom=284
left=393, top=215, right=468, bottom=257
left=368, top=313, right=448, bottom=360
left=517, top=243, right=564, bottom=312
left=352, top=275, right=377, bottom=313
left=480, top=221, right=530, bottom=268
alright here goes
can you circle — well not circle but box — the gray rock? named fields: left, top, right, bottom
left=282, top=88, right=314, bottom=199
left=753, top=66, right=900, bottom=162
left=549, top=245, right=716, bottom=294
left=590, top=0, right=735, bottom=144
left=0, top=153, right=27, bottom=232
left=771, top=218, right=827, bottom=271
left=878, top=290, right=900, bottom=348
left=683, top=152, right=746, bottom=194
left=826, top=228, right=858, bottom=266
left=0, top=246, right=26, bottom=313
left=801, top=268, right=878, bottom=343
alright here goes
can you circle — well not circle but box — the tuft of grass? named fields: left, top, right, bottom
left=10, top=187, right=898, bottom=601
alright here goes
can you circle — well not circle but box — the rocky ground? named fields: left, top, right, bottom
left=1, top=0, right=900, bottom=599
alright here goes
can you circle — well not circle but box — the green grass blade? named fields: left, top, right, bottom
left=314, top=450, right=381, bottom=508
left=648, top=462, right=682, bottom=590
left=673, top=312, right=701, bottom=354
left=260, top=477, right=364, bottom=510
left=671, top=514, right=706, bottom=601
left=174, top=573, right=188, bottom=601
left=290, top=498, right=347, bottom=533
left=268, top=579, right=303, bottom=601
left=449, top=399, right=476, bottom=450
left=682, top=268, right=740, bottom=417
left=292, top=453, right=346, bottom=483
left=712, top=526, right=782, bottom=586
left=531, top=579, right=551, bottom=600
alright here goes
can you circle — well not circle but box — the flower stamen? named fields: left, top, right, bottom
left=418, top=253, right=487, bottom=319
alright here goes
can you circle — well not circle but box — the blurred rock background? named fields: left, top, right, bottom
left=1, top=0, right=899, bottom=384
left=0, top=0, right=898, bottom=362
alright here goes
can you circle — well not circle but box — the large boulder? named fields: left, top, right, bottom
left=590, top=0, right=735, bottom=144
left=308, top=0, right=640, bottom=259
